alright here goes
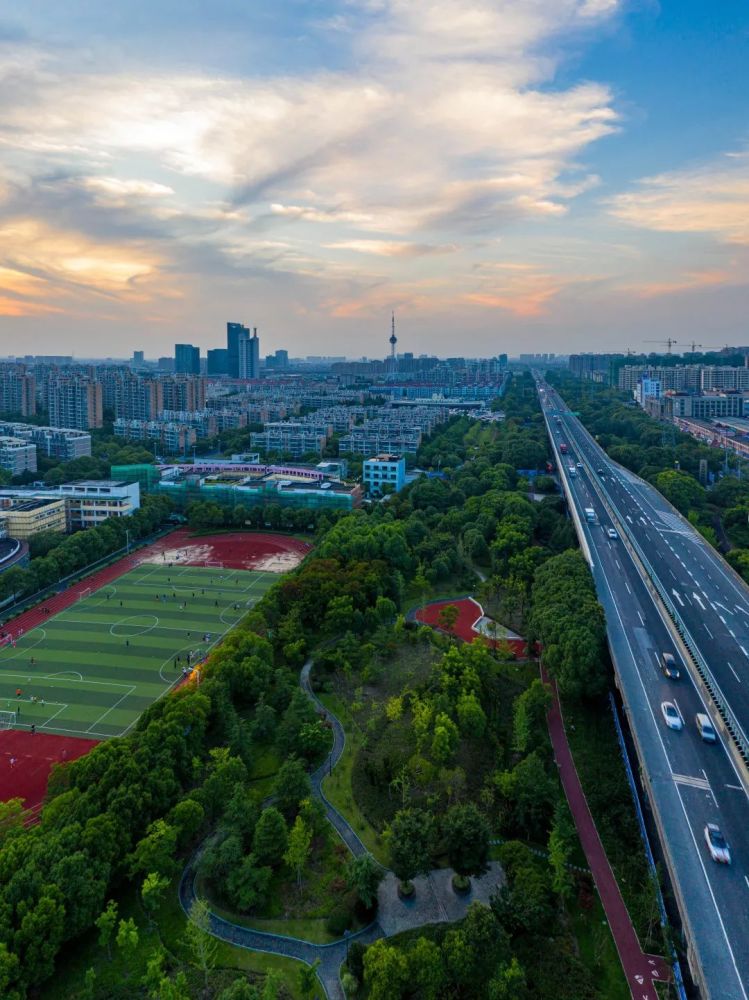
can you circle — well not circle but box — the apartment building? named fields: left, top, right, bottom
left=161, top=375, right=206, bottom=412
left=47, top=375, right=103, bottom=429
left=0, top=422, right=91, bottom=461
left=0, top=437, right=37, bottom=476
left=114, top=419, right=197, bottom=454
left=250, top=423, right=328, bottom=457
left=662, top=392, right=749, bottom=420
left=340, top=425, right=422, bottom=455
left=0, top=365, right=36, bottom=416
left=114, top=374, right=164, bottom=421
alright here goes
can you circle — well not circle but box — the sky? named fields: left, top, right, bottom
left=0, top=0, right=747, bottom=359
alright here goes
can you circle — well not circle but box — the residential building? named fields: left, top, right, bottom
left=0, top=365, right=36, bottom=416
left=250, top=423, right=327, bottom=457
left=700, top=366, right=749, bottom=391
left=157, top=357, right=175, bottom=372
left=662, top=392, right=749, bottom=420
left=0, top=498, right=66, bottom=539
left=363, top=454, right=406, bottom=495
left=114, top=419, right=197, bottom=454
left=238, top=329, right=260, bottom=379
left=161, top=375, right=206, bottom=413
left=0, top=437, right=37, bottom=476
left=0, top=423, right=92, bottom=461
left=114, top=374, right=164, bottom=421
left=132, top=351, right=145, bottom=365
left=175, top=343, right=200, bottom=375
left=47, top=375, right=103, bottom=429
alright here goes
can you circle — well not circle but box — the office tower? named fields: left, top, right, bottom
left=274, top=349, right=289, bottom=369
left=47, top=375, right=103, bottom=429
left=227, top=322, right=251, bottom=378
left=238, top=328, right=260, bottom=379
left=0, top=365, right=36, bottom=416
left=132, top=350, right=145, bottom=364
left=207, top=349, right=229, bottom=376
left=175, top=343, right=200, bottom=375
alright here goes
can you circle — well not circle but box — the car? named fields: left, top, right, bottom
left=660, top=702, right=683, bottom=731
left=576, top=462, right=583, bottom=469
left=597, top=468, right=604, bottom=476
left=695, top=713, right=717, bottom=743
left=607, top=527, right=618, bottom=539
left=660, top=651, right=681, bottom=680
left=704, top=823, right=731, bottom=864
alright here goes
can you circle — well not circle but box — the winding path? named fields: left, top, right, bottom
left=179, top=657, right=504, bottom=1000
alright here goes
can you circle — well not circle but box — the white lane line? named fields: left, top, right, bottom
left=728, top=662, right=741, bottom=683
left=719, top=615, right=726, bottom=625
left=740, top=645, right=749, bottom=658
left=715, top=601, right=734, bottom=616
left=745, top=876, right=749, bottom=890
left=726, top=784, right=744, bottom=792
left=692, top=593, right=705, bottom=610
left=673, top=772, right=711, bottom=791
left=669, top=569, right=677, bottom=580
left=705, top=624, right=713, bottom=638
left=671, top=589, right=684, bottom=607
left=638, top=611, right=645, bottom=626
left=729, top=629, right=736, bottom=638
left=624, top=580, right=631, bottom=595
left=736, top=604, right=749, bottom=617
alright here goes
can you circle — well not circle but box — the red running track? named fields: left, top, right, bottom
left=0, top=731, right=99, bottom=811
left=542, top=666, right=670, bottom=998
left=415, top=597, right=530, bottom=657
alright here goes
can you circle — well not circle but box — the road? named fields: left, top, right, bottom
left=537, top=378, right=749, bottom=1000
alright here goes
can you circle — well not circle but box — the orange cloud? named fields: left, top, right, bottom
left=622, top=269, right=734, bottom=300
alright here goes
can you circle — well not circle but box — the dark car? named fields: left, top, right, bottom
left=660, top=652, right=681, bottom=680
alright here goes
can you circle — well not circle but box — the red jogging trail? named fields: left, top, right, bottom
left=542, top=667, right=670, bottom=999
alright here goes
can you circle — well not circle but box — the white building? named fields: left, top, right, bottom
left=0, top=436, right=37, bottom=477
left=0, top=480, right=140, bottom=531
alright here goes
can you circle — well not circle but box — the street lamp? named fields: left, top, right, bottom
left=125, top=529, right=131, bottom=554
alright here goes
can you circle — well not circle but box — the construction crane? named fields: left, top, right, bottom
left=644, top=338, right=678, bottom=354
left=687, top=341, right=703, bottom=354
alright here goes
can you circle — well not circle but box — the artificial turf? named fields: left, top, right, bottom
left=0, top=562, right=276, bottom=739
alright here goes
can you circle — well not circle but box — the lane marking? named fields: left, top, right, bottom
left=705, top=624, right=713, bottom=638
left=728, top=662, right=741, bottom=684
left=673, top=773, right=711, bottom=791
left=741, top=646, right=749, bottom=658
left=624, top=580, right=631, bottom=595
left=638, top=611, right=645, bottom=626
left=692, top=593, right=705, bottom=610
left=671, top=589, right=684, bottom=607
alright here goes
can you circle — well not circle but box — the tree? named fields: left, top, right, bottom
left=437, top=604, right=460, bottom=635
left=284, top=816, right=312, bottom=891
left=548, top=802, right=576, bottom=900
left=363, top=940, right=409, bottom=1000
left=129, top=818, right=179, bottom=879
left=0, top=799, right=25, bottom=845
left=456, top=690, right=486, bottom=738
left=252, top=807, right=288, bottom=867
left=407, top=937, right=445, bottom=1000
left=296, top=721, right=331, bottom=762
left=272, top=757, right=311, bottom=816
left=298, top=958, right=321, bottom=999
left=488, top=958, right=528, bottom=1000
left=388, top=808, right=434, bottom=892
left=346, top=854, right=384, bottom=909
left=443, top=803, right=491, bottom=881
left=512, top=679, right=551, bottom=754
left=141, top=871, right=169, bottom=926
left=185, top=898, right=218, bottom=990
left=227, top=855, right=272, bottom=913
left=431, top=712, right=459, bottom=764
left=497, top=751, right=557, bottom=838
left=116, top=917, right=139, bottom=978
left=95, top=899, right=118, bottom=960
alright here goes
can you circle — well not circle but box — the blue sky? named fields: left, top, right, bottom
left=0, top=0, right=747, bottom=359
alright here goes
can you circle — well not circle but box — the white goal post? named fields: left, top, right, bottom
left=0, top=711, right=17, bottom=730
left=77, top=587, right=92, bottom=602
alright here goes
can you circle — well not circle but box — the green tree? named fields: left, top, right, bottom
left=227, top=855, right=272, bottom=912
left=456, top=690, right=487, bottom=738
left=116, top=917, right=139, bottom=979
left=252, top=807, right=288, bottom=867
left=363, top=940, right=409, bottom=1000
left=548, top=802, right=576, bottom=900
left=272, top=757, right=311, bottom=816
left=488, top=958, right=528, bottom=1000
left=512, top=679, right=551, bottom=754
left=298, top=958, right=321, bottom=999
left=141, top=871, right=169, bottom=926
left=284, top=815, right=312, bottom=891
left=443, top=803, right=491, bottom=880
left=437, top=604, right=460, bottom=634
left=185, top=898, right=218, bottom=990
left=81, top=967, right=96, bottom=1000
left=431, top=711, right=459, bottom=764
left=346, top=854, right=384, bottom=909
left=407, top=937, right=445, bottom=1000
left=129, top=818, right=179, bottom=880
left=388, top=808, right=434, bottom=892
left=95, top=899, right=118, bottom=959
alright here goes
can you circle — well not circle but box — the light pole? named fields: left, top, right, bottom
left=125, top=529, right=131, bottom=554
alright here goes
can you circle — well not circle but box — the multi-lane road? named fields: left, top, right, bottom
left=537, top=378, right=749, bottom=1000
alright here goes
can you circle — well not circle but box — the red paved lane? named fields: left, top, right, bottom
left=543, top=667, right=670, bottom=998
left=0, top=731, right=99, bottom=812
left=415, top=596, right=529, bottom=656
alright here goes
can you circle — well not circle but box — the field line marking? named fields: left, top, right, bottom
left=0, top=670, right=134, bottom=691
left=87, top=685, right=137, bottom=733
left=40, top=704, right=69, bottom=728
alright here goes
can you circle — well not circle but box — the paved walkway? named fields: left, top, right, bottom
left=182, top=658, right=501, bottom=999
left=543, top=667, right=671, bottom=999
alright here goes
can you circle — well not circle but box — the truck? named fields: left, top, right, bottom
left=584, top=508, right=596, bottom=523
left=559, top=442, right=568, bottom=455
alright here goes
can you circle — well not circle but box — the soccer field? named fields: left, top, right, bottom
left=0, top=562, right=277, bottom=739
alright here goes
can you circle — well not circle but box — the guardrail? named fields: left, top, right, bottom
left=562, top=407, right=749, bottom=772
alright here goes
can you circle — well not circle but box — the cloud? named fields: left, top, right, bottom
left=621, top=269, right=736, bottom=300
left=324, top=239, right=457, bottom=257
left=608, top=150, right=749, bottom=246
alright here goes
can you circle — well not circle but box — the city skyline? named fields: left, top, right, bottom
left=0, top=1, right=747, bottom=357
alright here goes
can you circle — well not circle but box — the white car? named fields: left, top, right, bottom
left=607, top=527, right=618, bottom=540
left=660, top=702, right=683, bottom=731
left=704, top=823, right=731, bottom=864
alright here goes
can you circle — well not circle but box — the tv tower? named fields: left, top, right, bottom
left=389, top=312, right=397, bottom=366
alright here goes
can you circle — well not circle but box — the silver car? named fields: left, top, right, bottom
left=661, top=702, right=683, bottom=731
left=704, top=824, right=731, bottom=864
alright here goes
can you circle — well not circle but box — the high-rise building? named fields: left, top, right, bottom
left=175, top=344, right=200, bottom=375
left=157, top=357, right=175, bottom=372
left=114, top=374, right=164, bottom=421
left=0, top=365, right=36, bottom=417
left=207, top=349, right=230, bottom=376
left=132, top=351, right=145, bottom=365
left=238, top=329, right=260, bottom=379
left=47, top=376, right=103, bottom=429
left=274, top=349, right=289, bottom=369
left=227, top=322, right=250, bottom=377
left=161, top=375, right=206, bottom=412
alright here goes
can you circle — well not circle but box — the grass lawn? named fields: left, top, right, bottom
left=0, top=563, right=276, bottom=739
left=319, top=692, right=389, bottom=865
left=40, top=873, right=314, bottom=1000
left=569, top=892, right=631, bottom=1000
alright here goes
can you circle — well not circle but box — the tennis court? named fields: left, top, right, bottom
left=0, top=562, right=276, bottom=739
